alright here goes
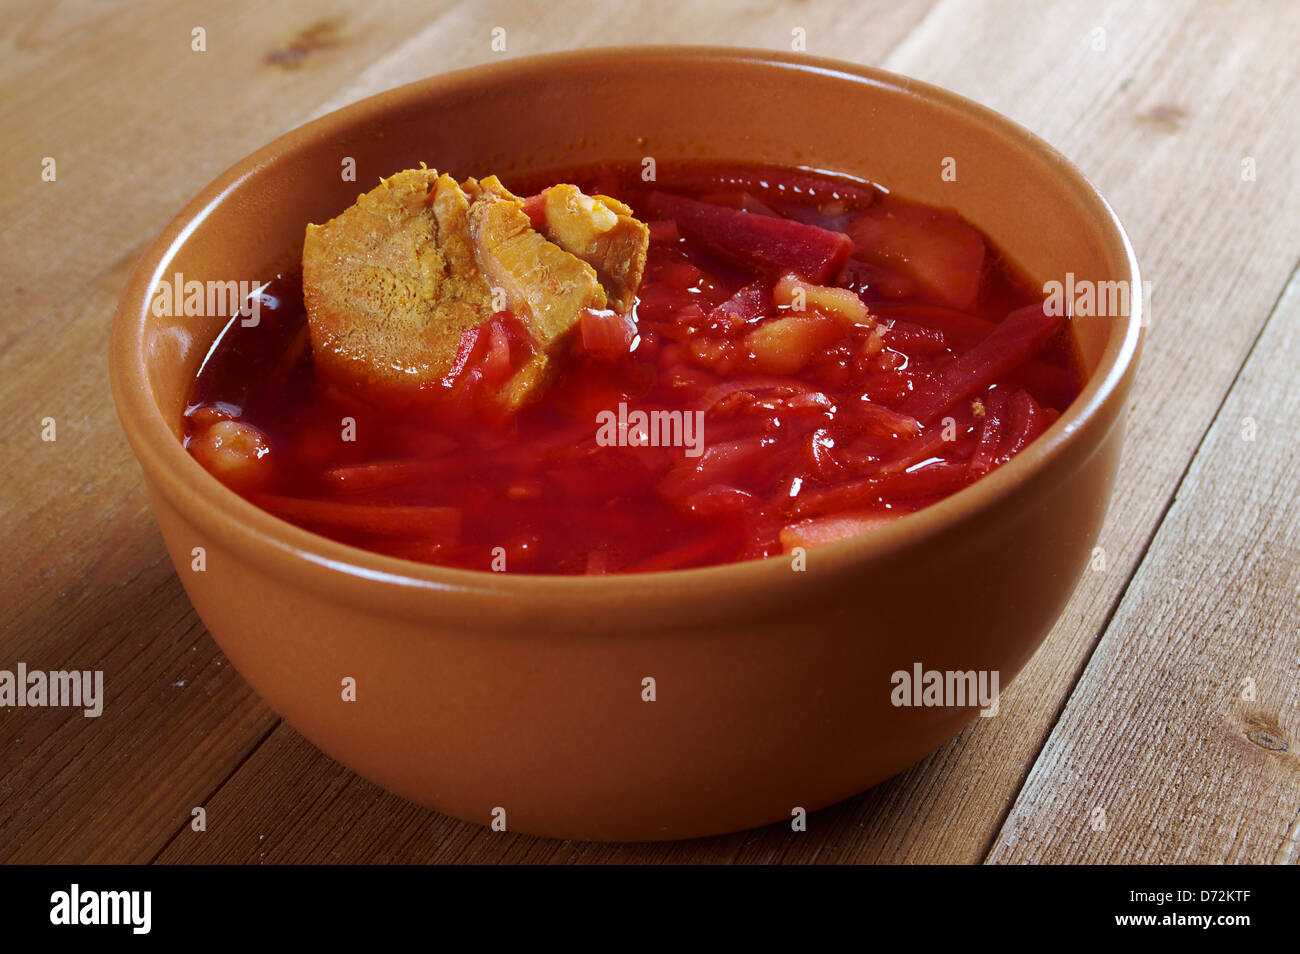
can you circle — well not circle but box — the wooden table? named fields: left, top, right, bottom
left=2, top=0, right=1297, bottom=865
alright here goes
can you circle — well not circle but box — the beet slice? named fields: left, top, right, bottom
left=649, top=191, right=852, bottom=283
left=847, top=202, right=987, bottom=310
left=996, top=389, right=1051, bottom=463
left=870, top=303, right=996, bottom=349
left=324, top=458, right=466, bottom=491
left=900, top=304, right=1063, bottom=425
left=708, top=279, right=769, bottom=324
left=881, top=320, right=949, bottom=355
left=968, top=391, right=1008, bottom=476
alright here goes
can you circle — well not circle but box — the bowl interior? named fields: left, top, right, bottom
left=137, top=49, right=1130, bottom=443
left=116, top=48, right=1140, bottom=613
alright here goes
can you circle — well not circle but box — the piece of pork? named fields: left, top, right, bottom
left=538, top=184, right=649, bottom=313
left=466, top=176, right=609, bottom=355
left=302, top=168, right=494, bottom=393
left=303, top=169, right=646, bottom=411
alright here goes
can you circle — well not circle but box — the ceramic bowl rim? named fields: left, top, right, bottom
left=109, top=45, right=1143, bottom=611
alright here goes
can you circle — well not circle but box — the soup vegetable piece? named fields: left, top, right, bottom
left=185, top=161, right=1080, bottom=574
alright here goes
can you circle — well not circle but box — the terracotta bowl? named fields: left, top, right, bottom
left=110, top=47, right=1142, bottom=842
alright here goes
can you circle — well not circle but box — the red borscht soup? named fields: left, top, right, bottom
left=184, top=161, right=1081, bottom=574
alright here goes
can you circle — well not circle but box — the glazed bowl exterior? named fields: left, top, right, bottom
left=110, top=47, right=1142, bottom=841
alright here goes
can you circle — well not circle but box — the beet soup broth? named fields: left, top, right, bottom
left=184, top=161, right=1082, bottom=574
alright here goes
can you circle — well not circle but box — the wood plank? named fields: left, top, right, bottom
left=0, top=0, right=472, bottom=863
left=728, top=0, right=1300, bottom=864
left=165, top=0, right=1300, bottom=863
left=146, top=0, right=947, bottom=864
left=988, top=267, right=1300, bottom=863
left=306, top=0, right=943, bottom=119
left=153, top=723, right=752, bottom=864
left=0, top=0, right=455, bottom=339
left=153, top=717, right=969, bottom=863
left=0, top=250, right=283, bottom=863
left=6, top=0, right=1300, bottom=864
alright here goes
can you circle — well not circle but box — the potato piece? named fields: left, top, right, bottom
left=189, top=419, right=273, bottom=490
left=846, top=202, right=986, bottom=311
left=773, top=273, right=873, bottom=329
left=745, top=314, right=843, bottom=375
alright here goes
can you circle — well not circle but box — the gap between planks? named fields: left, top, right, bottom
left=987, top=259, right=1300, bottom=863
left=145, top=718, right=283, bottom=865
left=977, top=255, right=1300, bottom=863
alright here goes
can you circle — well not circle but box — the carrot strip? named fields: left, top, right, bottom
left=324, top=458, right=467, bottom=491
left=253, top=494, right=461, bottom=538
left=791, top=460, right=971, bottom=517
left=779, top=508, right=903, bottom=551
left=623, top=528, right=739, bottom=572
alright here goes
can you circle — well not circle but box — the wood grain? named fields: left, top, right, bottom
left=2, top=0, right=1297, bottom=864
left=165, top=0, right=1300, bottom=865
left=988, top=268, right=1300, bottom=863
left=0, top=0, right=478, bottom=863
left=842, top=0, right=1300, bottom=864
